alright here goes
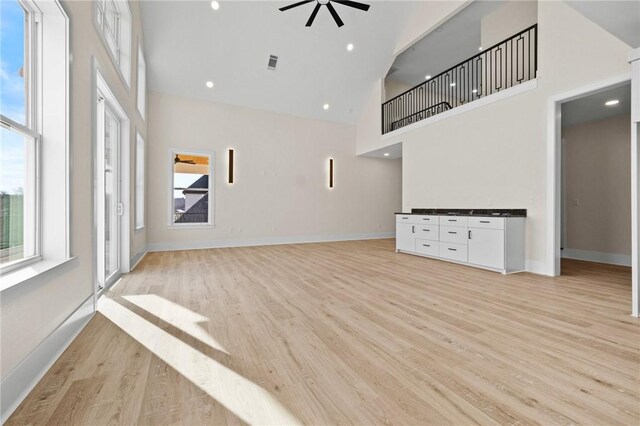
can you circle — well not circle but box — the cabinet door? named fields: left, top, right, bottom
left=396, top=223, right=416, bottom=252
left=468, top=228, right=505, bottom=270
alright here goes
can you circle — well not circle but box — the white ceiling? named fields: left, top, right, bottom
left=564, top=1, right=640, bottom=48
left=561, top=82, right=631, bottom=129
left=140, top=0, right=420, bottom=124
left=386, top=0, right=505, bottom=87
left=360, top=141, right=402, bottom=159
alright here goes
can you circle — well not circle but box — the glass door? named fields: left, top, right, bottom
left=96, top=94, right=122, bottom=291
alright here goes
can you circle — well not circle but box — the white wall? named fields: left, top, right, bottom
left=384, top=78, right=413, bottom=101
left=563, top=115, right=631, bottom=256
left=393, top=0, right=468, bottom=56
left=480, top=1, right=537, bottom=48
left=146, top=91, right=402, bottom=250
left=1, top=0, right=147, bottom=404
left=355, top=1, right=632, bottom=274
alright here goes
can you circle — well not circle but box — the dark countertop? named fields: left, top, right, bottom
left=395, top=208, right=527, bottom=217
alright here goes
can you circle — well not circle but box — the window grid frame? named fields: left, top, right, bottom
left=0, top=0, right=43, bottom=274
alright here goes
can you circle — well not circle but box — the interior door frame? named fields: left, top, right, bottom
left=92, top=59, right=131, bottom=299
left=546, top=72, right=636, bottom=316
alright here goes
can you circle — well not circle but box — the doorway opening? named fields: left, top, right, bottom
left=549, top=76, right=634, bottom=313
left=94, top=67, right=130, bottom=295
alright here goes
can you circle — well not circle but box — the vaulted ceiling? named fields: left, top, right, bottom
left=140, top=1, right=420, bottom=124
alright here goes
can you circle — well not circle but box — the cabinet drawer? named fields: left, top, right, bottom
left=415, top=224, right=438, bottom=241
left=439, top=242, right=468, bottom=262
left=396, top=215, right=416, bottom=223
left=468, top=217, right=504, bottom=230
left=439, top=216, right=468, bottom=227
left=415, top=215, right=439, bottom=225
left=439, top=226, right=468, bottom=244
left=416, top=239, right=439, bottom=257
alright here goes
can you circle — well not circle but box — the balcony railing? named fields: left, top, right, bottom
left=382, top=24, right=537, bottom=134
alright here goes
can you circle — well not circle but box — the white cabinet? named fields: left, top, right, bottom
left=468, top=228, right=505, bottom=270
left=396, top=214, right=525, bottom=274
left=396, top=223, right=416, bottom=252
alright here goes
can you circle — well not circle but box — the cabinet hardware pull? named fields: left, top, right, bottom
left=448, top=231, right=456, bottom=234
left=448, top=219, right=456, bottom=222
left=468, top=230, right=472, bottom=239
left=402, top=217, right=408, bottom=219
left=412, top=225, right=415, bottom=233
left=448, top=248, right=457, bottom=251
left=480, top=220, right=490, bottom=223
left=423, top=229, right=429, bottom=231
left=423, top=244, right=430, bottom=247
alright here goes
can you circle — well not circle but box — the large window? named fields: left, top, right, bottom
left=169, top=150, right=213, bottom=227
left=1, top=0, right=38, bottom=269
left=95, top=0, right=132, bottom=87
left=1, top=0, right=69, bottom=282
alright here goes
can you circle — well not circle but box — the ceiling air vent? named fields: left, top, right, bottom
left=267, top=55, right=278, bottom=70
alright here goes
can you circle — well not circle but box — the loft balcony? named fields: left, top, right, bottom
left=382, top=24, right=538, bottom=134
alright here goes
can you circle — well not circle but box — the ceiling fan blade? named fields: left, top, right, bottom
left=332, top=0, right=370, bottom=12
left=326, top=2, right=344, bottom=27
left=305, top=3, right=322, bottom=26
left=279, top=0, right=314, bottom=12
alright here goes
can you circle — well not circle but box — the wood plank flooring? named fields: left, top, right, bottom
left=7, top=239, right=640, bottom=425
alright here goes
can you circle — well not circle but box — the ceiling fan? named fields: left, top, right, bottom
left=279, top=0, right=370, bottom=28
left=174, top=155, right=195, bottom=165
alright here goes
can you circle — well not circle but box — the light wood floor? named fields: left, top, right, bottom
left=8, top=239, right=640, bottom=425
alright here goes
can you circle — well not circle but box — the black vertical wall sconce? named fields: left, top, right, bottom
left=228, top=149, right=234, bottom=184
left=329, top=158, right=334, bottom=188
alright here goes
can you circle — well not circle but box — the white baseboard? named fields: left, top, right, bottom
left=130, top=249, right=147, bottom=270
left=525, top=259, right=550, bottom=275
left=1, top=295, right=94, bottom=423
left=146, top=232, right=395, bottom=252
left=562, top=249, right=631, bottom=267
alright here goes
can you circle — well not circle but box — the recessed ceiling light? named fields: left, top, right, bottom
left=346, top=43, right=354, bottom=51
left=478, top=46, right=483, bottom=51
left=323, top=103, right=330, bottom=110
left=472, top=89, right=478, bottom=93
left=211, top=1, right=220, bottom=10
left=450, top=82, right=456, bottom=87
left=383, top=153, right=390, bottom=157
left=206, top=81, right=214, bottom=88
left=605, top=99, right=620, bottom=106
left=425, top=75, right=431, bottom=80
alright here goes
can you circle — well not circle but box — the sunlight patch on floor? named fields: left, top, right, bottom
left=99, top=295, right=301, bottom=425
left=123, top=294, right=229, bottom=354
